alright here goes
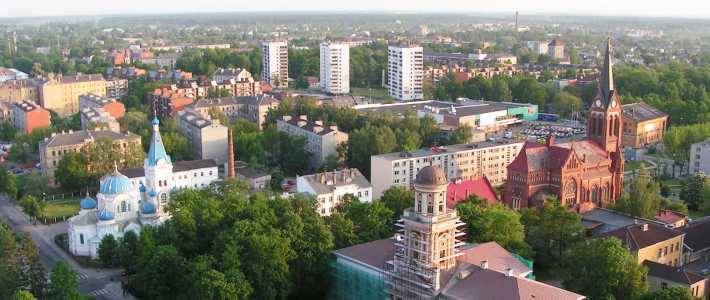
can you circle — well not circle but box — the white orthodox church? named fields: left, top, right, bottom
left=68, top=116, right=221, bottom=258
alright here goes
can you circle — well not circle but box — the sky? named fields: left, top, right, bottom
left=2, top=0, right=710, bottom=18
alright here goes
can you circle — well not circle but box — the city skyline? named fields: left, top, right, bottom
left=3, top=0, right=710, bottom=18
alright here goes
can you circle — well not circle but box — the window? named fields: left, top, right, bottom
left=658, top=249, right=662, bottom=258
left=80, top=234, right=84, bottom=244
left=121, top=201, right=127, bottom=212
left=661, top=282, right=668, bottom=289
left=160, top=193, right=168, bottom=205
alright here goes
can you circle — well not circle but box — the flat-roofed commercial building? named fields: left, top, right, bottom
left=370, top=140, right=524, bottom=198
left=177, top=110, right=229, bottom=165
left=621, top=102, right=669, bottom=148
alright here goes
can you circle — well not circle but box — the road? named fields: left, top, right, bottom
left=0, top=195, right=136, bottom=300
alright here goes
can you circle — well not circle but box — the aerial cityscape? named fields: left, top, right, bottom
left=2, top=1, right=710, bottom=300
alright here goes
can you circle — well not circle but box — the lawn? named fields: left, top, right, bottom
left=43, top=198, right=81, bottom=219
left=689, top=210, right=708, bottom=220
left=625, top=161, right=647, bottom=172
left=351, top=87, right=390, bottom=99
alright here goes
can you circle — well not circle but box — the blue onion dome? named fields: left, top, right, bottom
left=148, top=190, right=157, bottom=198
left=140, top=201, right=156, bottom=214
left=100, top=164, right=133, bottom=195
left=97, top=208, right=115, bottom=221
left=79, top=196, right=97, bottom=210
left=139, top=183, right=146, bottom=193
left=152, top=116, right=160, bottom=125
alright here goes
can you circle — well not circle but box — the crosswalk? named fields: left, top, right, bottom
left=88, top=289, right=109, bottom=296
left=77, top=272, right=89, bottom=280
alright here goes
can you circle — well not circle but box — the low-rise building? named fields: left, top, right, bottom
left=621, top=102, right=668, bottom=148
left=39, top=130, right=142, bottom=186
left=276, top=115, right=349, bottom=170
left=188, top=95, right=279, bottom=129
left=370, top=140, right=524, bottom=198
left=644, top=261, right=707, bottom=299
left=598, top=222, right=685, bottom=267
left=0, top=67, right=29, bottom=83
left=296, top=168, right=372, bottom=216
left=11, top=100, right=51, bottom=134
left=212, top=68, right=253, bottom=83
left=177, top=110, right=229, bottom=165
left=80, top=107, right=120, bottom=132
left=79, top=94, right=125, bottom=120
left=236, top=162, right=271, bottom=191
left=39, top=74, right=107, bottom=116
left=140, top=53, right=181, bottom=69
left=0, top=79, right=39, bottom=102
left=0, top=102, right=12, bottom=124
left=149, top=88, right=194, bottom=117
left=689, top=138, right=710, bottom=175
left=655, top=209, right=688, bottom=228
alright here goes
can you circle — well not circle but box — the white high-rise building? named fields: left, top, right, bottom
left=319, top=42, right=350, bottom=94
left=262, top=41, right=289, bottom=88
left=387, top=45, right=423, bottom=101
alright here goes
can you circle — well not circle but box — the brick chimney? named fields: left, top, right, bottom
left=227, top=128, right=236, bottom=179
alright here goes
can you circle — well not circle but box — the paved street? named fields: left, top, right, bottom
left=0, top=195, right=135, bottom=300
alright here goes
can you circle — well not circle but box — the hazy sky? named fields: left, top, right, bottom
left=3, top=0, right=710, bottom=18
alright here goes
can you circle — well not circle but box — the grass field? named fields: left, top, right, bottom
left=689, top=210, right=708, bottom=220
left=351, top=87, right=390, bottom=99
left=625, top=161, right=647, bottom=172
left=43, top=198, right=80, bottom=219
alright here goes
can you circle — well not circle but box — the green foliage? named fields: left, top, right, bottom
left=46, top=261, right=85, bottom=300
left=561, top=238, right=648, bottom=300
left=175, top=48, right=262, bottom=76
left=379, top=186, right=414, bottom=222
left=521, top=200, right=584, bottom=271
left=10, top=291, right=37, bottom=300
left=98, top=234, right=120, bottom=267
left=0, top=121, right=18, bottom=141
left=329, top=198, right=394, bottom=247
left=448, top=124, right=474, bottom=145
left=663, top=123, right=710, bottom=162
left=550, top=91, right=584, bottom=118
left=347, top=124, right=396, bottom=177
left=0, top=166, right=18, bottom=199
left=615, top=174, right=663, bottom=218
left=457, top=199, right=532, bottom=257
left=289, top=48, right=319, bottom=79
left=19, top=195, right=46, bottom=222
left=349, top=42, right=388, bottom=88
left=680, top=173, right=709, bottom=210
left=55, top=153, right=89, bottom=191
left=0, top=224, right=46, bottom=300
left=637, top=286, right=695, bottom=300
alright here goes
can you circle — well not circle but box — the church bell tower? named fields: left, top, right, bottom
left=588, top=38, right=623, bottom=153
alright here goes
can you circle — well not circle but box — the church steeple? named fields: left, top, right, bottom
left=600, top=37, right=615, bottom=106
left=588, top=37, right=623, bottom=153
left=146, top=114, right=171, bottom=166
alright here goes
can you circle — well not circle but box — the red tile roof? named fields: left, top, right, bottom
left=655, top=210, right=687, bottom=225
left=598, top=223, right=684, bottom=251
left=644, top=261, right=706, bottom=285
left=447, top=177, right=498, bottom=207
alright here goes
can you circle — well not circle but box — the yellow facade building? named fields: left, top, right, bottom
left=40, top=74, right=106, bottom=116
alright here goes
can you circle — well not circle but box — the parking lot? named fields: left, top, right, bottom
left=487, top=120, right=587, bottom=143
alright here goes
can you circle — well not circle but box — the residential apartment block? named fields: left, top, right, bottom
left=690, top=138, right=710, bottom=175
left=276, top=115, right=349, bottom=171
left=319, top=42, right=350, bottom=94
left=11, top=100, right=51, bottom=134
left=387, top=45, right=423, bottom=101
left=621, top=102, right=668, bottom=148
left=106, top=78, right=128, bottom=99
left=262, top=41, right=289, bottom=88
left=0, top=67, right=28, bottom=83
left=370, top=140, right=524, bottom=198
left=177, top=110, right=229, bottom=165
left=187, top=95, right=279, bottom=129
left=39, top=74, right=107, bottom=116
left=0, top=79, right=38, bottom=102
left=296, top=168, right=372, bottom=216
left=39, top=130, right=142, bottom=186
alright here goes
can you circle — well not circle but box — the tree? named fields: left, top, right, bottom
left=561, top=238, right=648, bottom=300
left=19, top=195, right=46, bottom=223
left=21, top=174, right=49, bottom=198
left=19, top=233, right=46, bottom=298
left=190, top=256, right=252, bottom=300
left=325, top=213, right=357, bottom=249
left=680, top=173, right=708, bottom=210
left=379, top=186, right=414, bottom=222
left=457, top=201, right=532, bottom=257
left=132, top=245, right=192, bottom=300
left=550, top=91, right=583, bottom=118
left=55, top=153, right=90, bottom=191
left=118, top=230, right=140, bottom=272
left=98, top=234, right=119, bottom=267
left=521, top=200, right=584, bottom=270
left=10, top=291, right=37, bottom=300
left=448, top=124, right=474, bottom=145
left=615, top=174, right=663, bottom=218
left=46, top=261, right=85, bottom=300
left=0, top=121, right=17, bottom=141
left=0, top=166, right=18, bottom=199
left=347, top=125, right=396, bottom=177
left=637, top=286, right=695, bottom=300
left=342, top=199, right=394, bottom=244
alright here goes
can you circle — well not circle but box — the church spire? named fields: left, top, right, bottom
left=600, top=37, right=615, bottom=105
left=146, top=114, right=171, bottom=166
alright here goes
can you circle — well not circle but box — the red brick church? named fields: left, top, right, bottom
left=503, top=38, right=624, bottom=212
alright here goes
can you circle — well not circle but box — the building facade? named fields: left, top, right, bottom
left=39, top=130, right=142, bottom=186
left=319, top=42, right=350, bottom=94
left=0, top=79, right=38, bottom=102
left=370, top=140, right=524, bottom=199
left=106, top=79, right=128, bottom=99
left=262, top=41, right=288, bottom=88
left=621, top=102, right=668, bottom=148
left=388, top=45, right=423, bottom=101
left=188, top=95, right=279, bottom=129
left=11, top=100, right=51, bottom=134
left=296, top=168, right=372, bottom=216
left=177, top=110, right=229, bottom=165
left=67, top=117, right=220, bottom=258
left=40, top=74, right=107, bottom=116
left=690, top=138, right=710, bottom=175
left=548, top=38, right=565, bottom=59
left=503, top=39, right=624, bottom=212
left=276, top=115, right=349, bottom=171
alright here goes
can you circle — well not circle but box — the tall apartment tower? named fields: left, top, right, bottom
left=387, top=45, right=424, bottom=101
left=319, top=42, right=350, bottom=94
left=261, top=41, right=289, bottom=88
left=386, top=166, right=465, bottom=298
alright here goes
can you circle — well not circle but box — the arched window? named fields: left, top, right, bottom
left=591, top=185, right=599, bottom=204
left=614, top=117, right=620, bottom=136
left=121, top=201, right=127, bottom=212
left=160, top=193, right=168, bottom=206
left=609, top=118, right=614, bottom=136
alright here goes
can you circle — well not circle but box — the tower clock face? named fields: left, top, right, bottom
left=595, top=99, right=602, bottom=107
left=611, top=100, right=617, bottom=108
